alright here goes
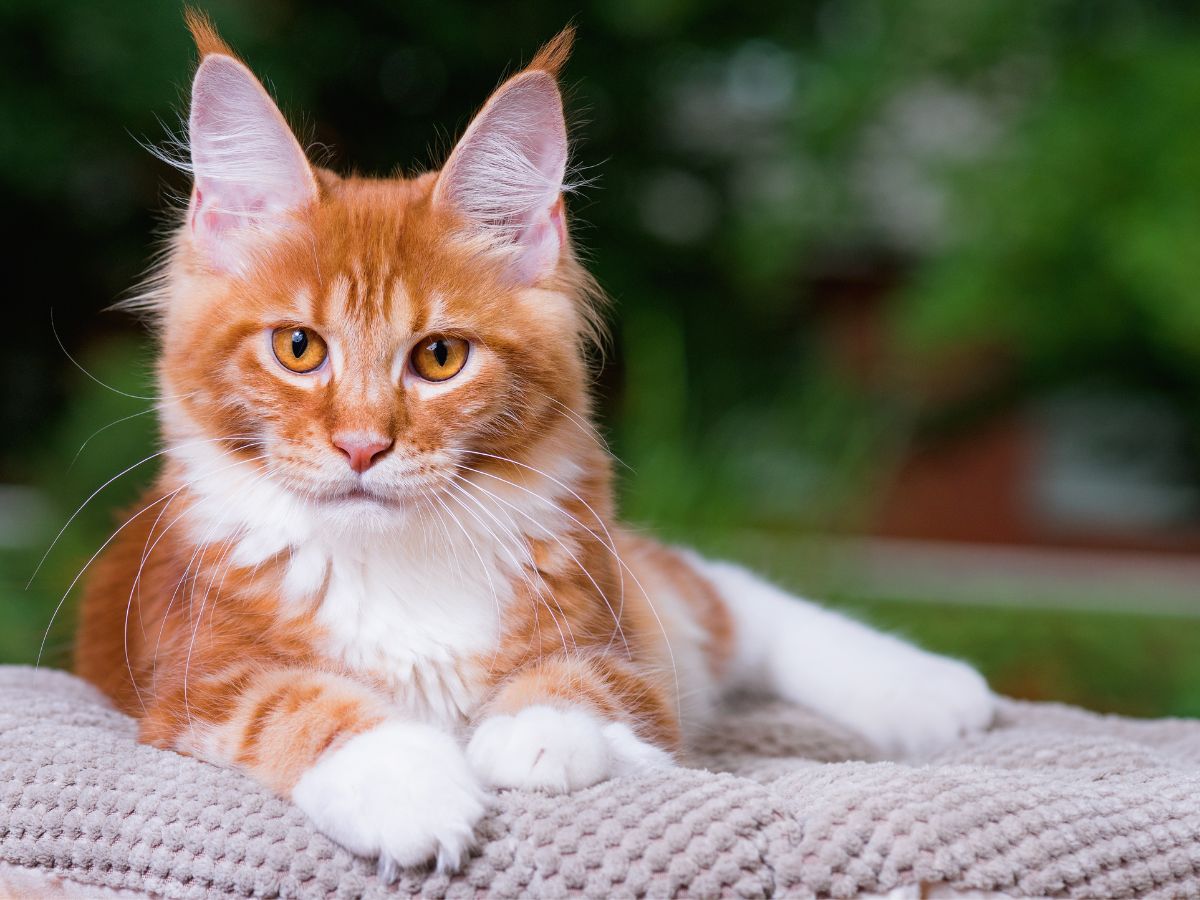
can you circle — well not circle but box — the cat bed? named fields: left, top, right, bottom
left=2, top=666, right=1200, bottom=899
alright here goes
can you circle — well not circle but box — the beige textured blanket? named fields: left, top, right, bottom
left=2, top=665, right=1199, bottom=898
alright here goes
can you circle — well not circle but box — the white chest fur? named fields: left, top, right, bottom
left=175, top=437, right=578, bottom=729
left=302, top=534, right=504, bottom=725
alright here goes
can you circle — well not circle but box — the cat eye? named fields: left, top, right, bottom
left=271, top=326, right=328, bottom=374
left=410, top=335, right=470, bottom=383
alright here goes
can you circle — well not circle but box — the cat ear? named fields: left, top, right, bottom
left=433, top=29, right=574, bottom=285
left=185, top=15, right=317, bottom=273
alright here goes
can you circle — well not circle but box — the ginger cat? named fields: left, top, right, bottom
left=74, top=13, right=994, bottom=875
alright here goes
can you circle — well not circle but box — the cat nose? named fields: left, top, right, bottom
left=333, top=433, right=394, bottom=474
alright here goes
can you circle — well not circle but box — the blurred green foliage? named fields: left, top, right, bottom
left=2, top=0, right=1200, bottom=715
left=899, top=37, right=1200, bottom=416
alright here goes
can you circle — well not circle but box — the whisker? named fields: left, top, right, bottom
left=442, top=478, right=576, bottom=656
left=183, top=529, right=242, bottom=728
left=457, top=461, right=629, bottom=636
left=449, top=467, right=577, bottom=651
left=449, top=474, right=623, bottom=656
left=68, top=406, right=157, bottom=471
left=458, top=450, right=680, bottom=721
left=49, top=307, right=198, bottom=404
left=183, top=464, right=278, bottom=728
left=40, top=437, right=263, bottom=668
left=427, top=491, right=505, bottom=676
left=123, top=484, right=188, bottom=712
left=28, top=433, right=260, bottom=589
left=530, top=388, right=633, bottom=473
left=456, top=449, right=627, bottom=631
left=115, top=449, right=273, bottom=701
left=152, top=455, right=269, bottom=686
left=38, top=491, right=174, bottom=669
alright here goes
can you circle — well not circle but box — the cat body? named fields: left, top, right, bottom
left=75, top=15, right=994, bottom=875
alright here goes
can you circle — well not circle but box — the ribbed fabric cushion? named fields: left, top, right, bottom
left=2, top=666, right=1200, bottom=898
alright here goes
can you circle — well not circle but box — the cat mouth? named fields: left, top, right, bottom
left=327, top=486, right=403, bottom=508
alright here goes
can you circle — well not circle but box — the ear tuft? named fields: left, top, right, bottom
left=433, top=52, right=570, bottom=285
left=184, top=7, right=238, bottom=61
left=527, top=25, right=575, bottom=79
left=186, top=25, right=316, bottom=273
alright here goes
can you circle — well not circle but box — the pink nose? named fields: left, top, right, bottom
left=333, top=434, right=393, bottom=474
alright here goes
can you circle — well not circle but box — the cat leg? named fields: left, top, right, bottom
left=146, top=666, right=486, bottom=875
left=467, top=652, right=676, bottom=794
left=691, top=556, right=995, bottom=757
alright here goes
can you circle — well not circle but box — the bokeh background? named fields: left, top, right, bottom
left=3, top=0, right=1200, bottom=716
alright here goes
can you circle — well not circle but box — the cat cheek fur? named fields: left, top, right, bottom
left=75, top=13, right=994, bottom=878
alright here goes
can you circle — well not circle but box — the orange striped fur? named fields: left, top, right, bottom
left=74, top=13, right=735, bottom=849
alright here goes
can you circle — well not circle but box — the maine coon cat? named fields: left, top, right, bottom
left=75, top=13, right=995, bottom=875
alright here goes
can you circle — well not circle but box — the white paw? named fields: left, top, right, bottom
left=467, top=705, right=673, bottom=794
left=292, top=721, right=487, bottom=876
left=821, top=649, right=995, bottom=758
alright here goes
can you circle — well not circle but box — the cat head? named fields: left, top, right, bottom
left=147, top=12, right=604, bottom=530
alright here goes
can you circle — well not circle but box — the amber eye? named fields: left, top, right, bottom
left=271, top=327, right=328, bottom=374
left=410, top=335, right=469, bottom=383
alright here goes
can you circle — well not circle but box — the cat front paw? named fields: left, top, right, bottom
left=292, top=721, right=487, bottom=876
left=830, top=650, right=995, bottom=758
left=467, top=705, right=673, bottom=794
